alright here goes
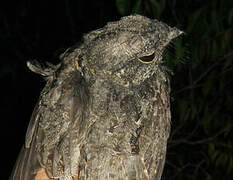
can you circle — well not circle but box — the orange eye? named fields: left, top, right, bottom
left=138, top=52, right=155, bottom=64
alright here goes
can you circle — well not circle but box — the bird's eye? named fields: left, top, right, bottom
left=138, top=52, right=155, bottom=64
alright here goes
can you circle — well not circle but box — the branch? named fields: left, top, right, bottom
left=169, top=125, right=233, bottom=146
left=173, top=51, right=233, bottom=95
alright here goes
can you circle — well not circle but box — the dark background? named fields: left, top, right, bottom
left=1, top=0, right=233, bottom=179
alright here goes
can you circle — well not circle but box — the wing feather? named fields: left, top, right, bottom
left=10, top=66, right=89, bottom=180
left=10, top=123, right=41, bottom=180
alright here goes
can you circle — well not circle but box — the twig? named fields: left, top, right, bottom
left=170, top=125, right=232, bottom=146
left=173, top=51, right=233, bottom=95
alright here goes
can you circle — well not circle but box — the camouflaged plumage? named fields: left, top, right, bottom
left=10, top=15, right=183, bottom=180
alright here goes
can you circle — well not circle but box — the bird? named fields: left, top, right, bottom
left=10, top=15, right=183, bottom=180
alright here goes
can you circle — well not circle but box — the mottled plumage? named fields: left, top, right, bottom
left=10, top=15, right=183, bottom=180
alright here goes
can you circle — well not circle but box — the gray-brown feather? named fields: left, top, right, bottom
left=10, top=15, right=182, bottom=180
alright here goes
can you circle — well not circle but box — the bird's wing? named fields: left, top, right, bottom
left=9, top=102, right=44, bottom=180
left=10, top=65, right=89, bottom=180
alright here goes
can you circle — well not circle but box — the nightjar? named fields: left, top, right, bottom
left=10, top=15, right=183, bottom=180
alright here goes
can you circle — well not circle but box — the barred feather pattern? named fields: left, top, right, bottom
left=10, top=15, right=183, bottom=180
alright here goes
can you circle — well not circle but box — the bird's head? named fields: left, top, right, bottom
left=75, top=15, right=183, bottom=87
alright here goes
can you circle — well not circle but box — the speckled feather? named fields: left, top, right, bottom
left=10, top=15, right=183, bottom=180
